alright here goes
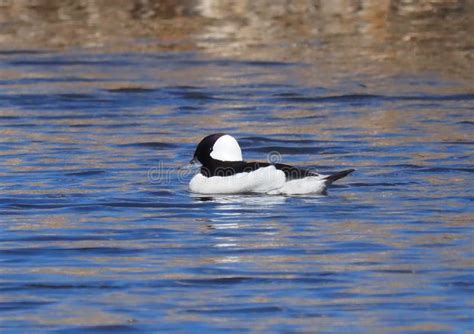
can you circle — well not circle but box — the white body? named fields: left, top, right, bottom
left=189, top=165, right=329, bottom=195
left=188, top=134, right=340, bottom=195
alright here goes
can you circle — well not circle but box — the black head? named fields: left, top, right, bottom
left=192, top=133, right=225, bottom=165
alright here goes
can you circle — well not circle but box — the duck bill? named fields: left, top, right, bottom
left=180, top=157, right=202, bottom=170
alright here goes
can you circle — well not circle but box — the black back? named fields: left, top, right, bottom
left=199, top=160, right=319, bottom=179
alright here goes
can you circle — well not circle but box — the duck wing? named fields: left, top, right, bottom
left=201, top=160, right=354, bottom=184
left=201, top=161, right=319, bottom=179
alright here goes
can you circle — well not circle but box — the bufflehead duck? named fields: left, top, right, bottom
left=188, top=133, right=354, bottom=195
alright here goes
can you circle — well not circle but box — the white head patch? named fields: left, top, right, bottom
left=210, top=135, right=243, bottom=161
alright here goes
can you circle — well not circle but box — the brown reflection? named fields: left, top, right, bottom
left=0, top=0, right=472, bottom=81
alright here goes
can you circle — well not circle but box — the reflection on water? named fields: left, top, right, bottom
left=192, top=194, right=288, bottom=207
left=0, top=0, right=473, bottom=81
left=0, top=1, right=473, bottom=333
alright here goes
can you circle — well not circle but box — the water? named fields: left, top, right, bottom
left=1, top=1, right=474, bottom=333
left=0, top=50, right=472, bottom=333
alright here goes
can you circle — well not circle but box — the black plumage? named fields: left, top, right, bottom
left=192, top=133, right=354, bottom=182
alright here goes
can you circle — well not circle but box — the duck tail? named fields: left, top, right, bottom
left=324, top=169, right=355, bottom=185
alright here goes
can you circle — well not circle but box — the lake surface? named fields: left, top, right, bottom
left=0, top=1, right=473, bottom=333
left=1, top=50, right=472, bottom=334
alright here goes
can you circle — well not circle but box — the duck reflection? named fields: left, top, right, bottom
left=191, top=193, right=288, bottom=207
left=190, top=193, right=287, bottom=265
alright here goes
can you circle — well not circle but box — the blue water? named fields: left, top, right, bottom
left=0, top=51, right=473, bottom=333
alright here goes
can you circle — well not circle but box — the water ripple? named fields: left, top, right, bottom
left=0, top=50, right=472, bottom=333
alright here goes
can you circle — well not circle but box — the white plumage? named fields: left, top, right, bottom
left=190, top=166, right=330, bottom=195
left=190, top=165, right=286, bottom=194
left=188, top=134, right=353, bottom=195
